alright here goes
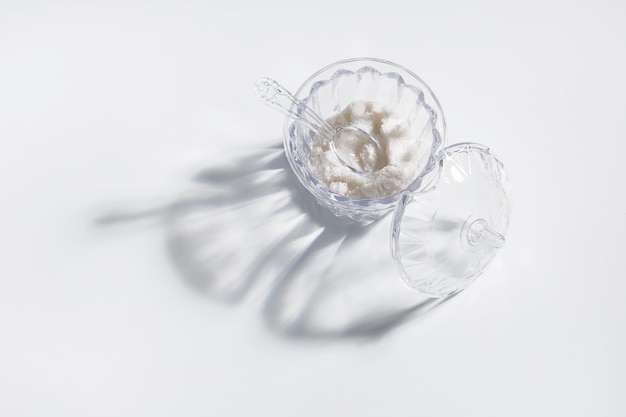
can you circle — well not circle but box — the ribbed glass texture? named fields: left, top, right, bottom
left=283, top=58, right=446, bottom=222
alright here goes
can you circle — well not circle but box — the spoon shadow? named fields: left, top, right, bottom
left=96, top=142, right=457, bottom=341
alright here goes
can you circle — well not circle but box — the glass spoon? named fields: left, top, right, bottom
left=254, top=77, right=382, bottom=175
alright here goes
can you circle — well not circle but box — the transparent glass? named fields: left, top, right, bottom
left=390, top=143, right=512, bottom=298
left=270, top=58, right=512, bottom=299
left=283, top=58, right=447, bottom=222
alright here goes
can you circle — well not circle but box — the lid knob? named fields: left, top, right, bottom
left=464, top=218, right=505, bottom=249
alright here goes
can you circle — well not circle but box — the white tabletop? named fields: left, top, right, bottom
left=1, top=1, right=625, bottom=416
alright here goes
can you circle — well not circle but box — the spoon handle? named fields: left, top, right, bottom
left=254, top=77, right=332, bottom=135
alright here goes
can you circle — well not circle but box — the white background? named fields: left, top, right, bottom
left=1, top=1, right=625, bottom=416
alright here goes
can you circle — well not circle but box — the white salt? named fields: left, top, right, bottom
left=310, top=101, right=419, bottom=199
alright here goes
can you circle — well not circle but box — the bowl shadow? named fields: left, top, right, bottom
left=96, top=142, right=457, bottom=341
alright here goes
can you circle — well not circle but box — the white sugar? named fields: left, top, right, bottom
left=310, top=101, right=419, bottom=199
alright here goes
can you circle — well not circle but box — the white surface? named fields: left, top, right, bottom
left=1, top=1, right=625, bottom=416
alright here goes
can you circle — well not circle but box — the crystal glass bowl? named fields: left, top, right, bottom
left=283, top=58, right=447, bottom=221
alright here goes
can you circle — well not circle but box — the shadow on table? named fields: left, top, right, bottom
left=96, top=143, right=457, bottom=341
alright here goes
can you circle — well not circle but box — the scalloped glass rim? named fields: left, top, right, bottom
left=283, top=58, right=447, bottom=217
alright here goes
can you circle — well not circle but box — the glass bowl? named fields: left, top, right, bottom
left=283, top=58, right=447, bottom=222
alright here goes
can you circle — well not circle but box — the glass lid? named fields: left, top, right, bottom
left=390, top=142, right=512, bottom=298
